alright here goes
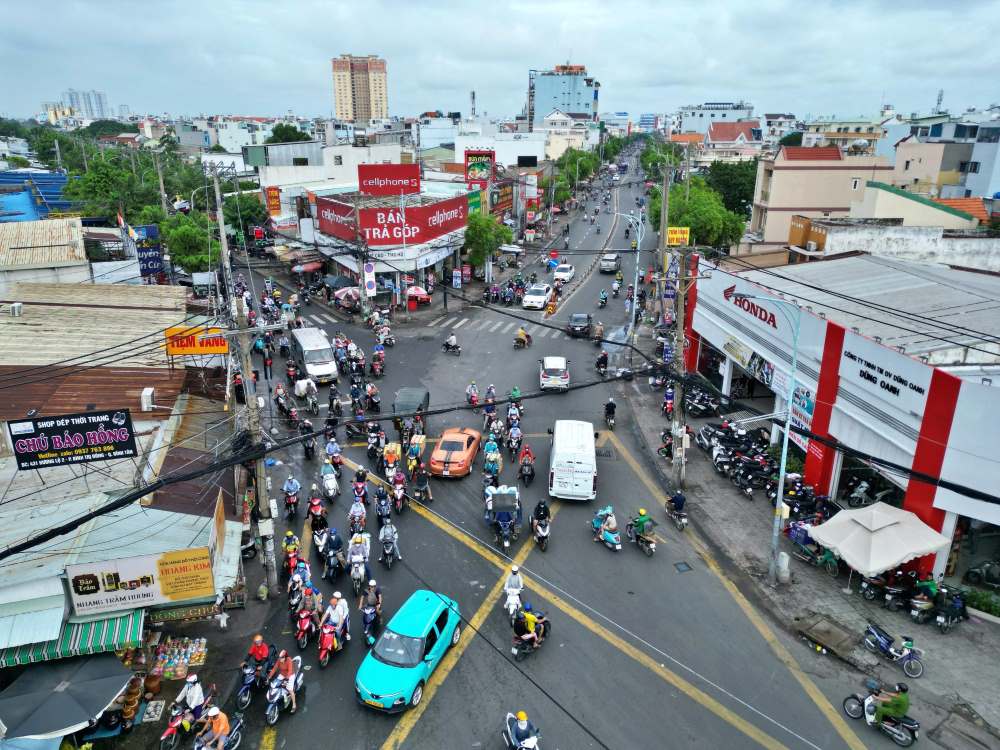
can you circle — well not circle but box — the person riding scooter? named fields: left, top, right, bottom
left=515, top=326, right=532, bottom=348
left=596, top=350, right=609, bottom=372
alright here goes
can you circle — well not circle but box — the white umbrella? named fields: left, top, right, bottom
left=334, top=286, right=360, bottom=302
left=406, top=286, right=428, bottom=298
left=808, top=502, right=951, bottom=578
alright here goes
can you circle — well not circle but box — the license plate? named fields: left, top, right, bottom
left=861, top=582, right=868, bottom=589
left=442, top=470, right=450, bottom=476
left=364, top=699, right=382, bottom=708
left=510, top=646, right=519, bottom=655
left=936, top=615, right=945, bottom=624
left=885, top=595, right=892, bottom=601
left=910, top=610, right=918, bottom=616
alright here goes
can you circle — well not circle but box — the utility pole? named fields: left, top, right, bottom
left=54, top=139, right=63, bottom=171
left=672, top=245, right=688, bottom=489
left=213, top=172, right=278, bottom=592
left=154, top=151, right=169, bottom=213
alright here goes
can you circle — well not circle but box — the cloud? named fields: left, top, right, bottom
left=3, top=0, right=999, bottom=121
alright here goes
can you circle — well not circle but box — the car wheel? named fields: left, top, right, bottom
left=451, top=623, right=461, bottom=647
left=410, top=682, right=424, bottom=707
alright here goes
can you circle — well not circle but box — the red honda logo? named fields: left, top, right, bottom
left=723, top=284, right=736, bottom=301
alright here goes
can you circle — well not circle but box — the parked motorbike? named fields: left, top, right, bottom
left=884, top=571, right=919, bottom=612
left=590, top=506, right=622, bottom=551
left=842, top=678, right=920, bottom=747
left=933, top=585, right=968, bottom=634
left=264, top=656, right=303, bottom=725
left=863, top=621, right=925, bottom=678
left=786, top=521, right=839, bottom=577
left=846, top=480, right=896, bottom=508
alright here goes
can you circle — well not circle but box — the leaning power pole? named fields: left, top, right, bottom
left=154, top=151, right=169, bottom=213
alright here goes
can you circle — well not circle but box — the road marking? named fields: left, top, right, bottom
left=430, top=316, right=447, bottom=326
left=501, top=322, right=515, bottom=333
left=440, top=317, right=458, bottom=328
left=381, top=507, right=562, bottom=750
left=260, top=726, right=277, bottom=750
left=320, top=313, right=338, bottom=324
left=602, top=431, right=865, bottom=750
left=454, top=318, right=469, bottom=329
left=488, top=321, right=503, bottom=332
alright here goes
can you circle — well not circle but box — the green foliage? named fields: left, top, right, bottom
left=208, top=144, right=228, bottom=153
left=537, top=176, right=570, bottom=207
left=779, top=131, right=803, bottom=147
left=767, top=444, right=805, bottom=476
left=223, top=193, right=269, bottom=240
left=136, top=205, right=220, bottom=273
left=556, top=148, right=600, bottom=187
left=7, top=156, right=30, bottom=168
left=647, top=176, right=745, bottom=248
left=965, top=588, right=1000, bottom=617
left=640, top=141, right=681, bottom=177
left=464, top=212, right=512, bottom=267
left=0, top=118, right=33, bottom=139
left=81, top=120, right=136, bottom=138
left=266, top=124, right=311, bottom=144
left=63, top=158, right=158, bottom=218
left=705, top=160, right=757, bottom=216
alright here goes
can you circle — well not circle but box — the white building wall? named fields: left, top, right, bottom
left=454, top=133, right=546, bottom=168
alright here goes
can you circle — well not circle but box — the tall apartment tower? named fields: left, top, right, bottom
left=61, top=89, right=110, bottom=120
left=526, top=64, right=600, bottom=130
left=331, top=55, right=388, bottom=123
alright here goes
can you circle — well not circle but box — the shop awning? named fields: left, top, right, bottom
left=0, top=610, right=144, bottom=668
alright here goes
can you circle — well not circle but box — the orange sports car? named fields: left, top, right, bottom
left=428, top=428, right=481, bottom=477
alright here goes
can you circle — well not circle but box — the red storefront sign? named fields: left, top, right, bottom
left=358, top=195, right=467, bottom=247
left=316, top=197, right=356, bottom=241
left=358, top=163, right=421, bottom=196
left=264, top=186, right=281, bottom=216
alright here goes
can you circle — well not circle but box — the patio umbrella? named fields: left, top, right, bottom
left=405, top=286, right=428, bottom=298
left=334, top=286, right=360, bottom=302
left=324, top=274, right=355, bottom=290
left=0, top=653, right=131, bottom=739
left=808, top=502, right=951, bottom=578
left=291, top=261, right=322, bottom=274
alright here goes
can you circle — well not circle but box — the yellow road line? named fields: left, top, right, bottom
left=259, top=725, right=276, bottom=750
left=604, top=430, right=864, bottom=750
left=300, top=517, right=312, bottom=559
left=381, top=510, right=557, bottom=749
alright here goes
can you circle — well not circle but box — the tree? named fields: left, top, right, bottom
left=705, top=160, right=757, bottom=216
left=7, top=156, right=30, bottom=169
left=266, top=124, right=311, bottom=144
left=647, top=176, right=745, bottom=248
left=223, top=193, right=269, bottom=240
left=208, top=144, right=228, bottom=153
left=82, top=120, right=137, bottom=138
left=135, top=205, right=220, bottom=273
left=63, top=158, right=157, bottom=219
left=778, top=131, right=803, bottom=147
left=464, top=212, right=512, bottom=268
left=0, top=118, right=32, bottom=139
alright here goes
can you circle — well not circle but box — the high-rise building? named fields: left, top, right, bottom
left=331, top=55, right=388, bottom=123
left=527, top=65, right=600, bottom=130
left=61, top=89, right=111, bottom=120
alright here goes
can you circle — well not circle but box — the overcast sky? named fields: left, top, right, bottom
left=4, top=0, right=999, bottom=121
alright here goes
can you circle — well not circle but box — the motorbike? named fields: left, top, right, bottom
left=285, top=363, right=298, bottom=387
left=598, top=296, right=607, bottom=309
left=192, top=712, right=243, bottom=749
left=412, top=473, right=432, bottom=504
left=366, top=393, right=381, bottom=413
left=377, top=331, right=395, bottom=348
left=303, top=435, right=316, bottom=461
left=295, top=609, right=316, bottom=651
left=846, top=480, right=896, bottom=508
left=160, top=689, right=216, bottom=750
left=352, top=480, right=368, bottom=506
left=392, top=482, right=408, bottom=514
left=533, top=518, right=550, bottom=552
left=380, top=533, right=397, bottom=569
left=507, top=434, right=522, bottom=460
left=842, top=678, right=920, bottom=747
left=484, top=451, right=502, bottom=477
left=518, top=459, right=535, bottom=486
left=513, top=336, right=532, bottom=349
left=284, top=491, right=299, bottom=519
left=591, top=506, right=622, bottom=551
left=625, top=517, right=657, bottom=557
left=264, top=656, right=303, bottom=726
left=317, top=622, right=342, bottom=668
left=612, top=286, right=620, bottom=298
left=361, top=605, right=380, bottom=646
left=502, top=711, right=542, bottom=748
left=884, top=571, right=918, bottom=612
left=287, top=585, right=303, bottom=621
left=605, top=409, right=615, bottom=429
left=350, top=552, right=367, bottom=596
left=933, top=585, right=968, bottom=634
left=375, top=494, right=392, bottom=527
left=370, top=359, right=384, bottom=378
left=786, top=522, right=839, bottom=577
left=442, top=341, right=462, bottom=356
left=493, top=511, right=518, bottom=550
left=596, top=362, right=608, bottom=379
left=664, top=501, right=688, bottom=532
left=321, top=471, right=339, bottom=501
left=863, top=621, right=925, bottom=678
left=305, top=393, right=320, bottom=415
left=366, top=434, right=382, bottom=461
left=503, top=586, right=522, bottom=626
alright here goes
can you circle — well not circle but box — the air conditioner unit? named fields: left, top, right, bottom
left=9, top=302, right=22, bottom=317
left=140, top=387, right=155, bottom=412
left=805, top=240, right=818, bottom=252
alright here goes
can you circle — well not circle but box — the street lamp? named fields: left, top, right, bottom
left=191, top=184, right=210, bottom=213
left=734, top=292, right=802, bottom=586
left=615, top=211, right=645, bottom=366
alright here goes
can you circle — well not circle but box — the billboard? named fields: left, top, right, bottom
left=66, top=547, right=215, bottom=616
left=165, top=326, right=229, bottom=356
left=523, top=173, right=538, bottom=200
left=121, top=221, right=163, bottom=277
left=264, top=185, right=282, bottom=216
left=7, top=409, right=139, bottom=470
left=464, top=150, right=495, bottom=190
left=316, top=197, right=357, bottom=241
left=666, top=227, right=690, bottom=246
left=489, top=182, right=513, bottom=215
left=358, top=194, right=468, bottom=247
left=358, top=163, right=420, bottom=196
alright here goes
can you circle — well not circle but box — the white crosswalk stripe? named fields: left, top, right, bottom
left=501, top=322, right=515, bottom=333
left=454, top=318, right=470, bottom=329
left=537, top=328, right=550, bottom=338
left=489, top=321, right=504, bottom=332
left=430, top=316, right=447, bottom=326
left=440, top=317, right=458, bottom=328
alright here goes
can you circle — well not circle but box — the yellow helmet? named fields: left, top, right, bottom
left=516, top=711, right=528, bottom=722
left=639, top=508, right=647, bottom=516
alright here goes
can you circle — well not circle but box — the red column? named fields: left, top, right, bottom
left=683, top=254, right=700, bottom=372
left=803, top=323, right=846, bottom=494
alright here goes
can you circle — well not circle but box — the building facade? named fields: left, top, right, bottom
left=677, top=101, right=754, bottom=135
left=761, top=113, right=798, bottom=144
left=61, top=89, right=110, bottom=120
left=527, top=65, right=599, bottom=128
left=701, top=120, right=763, bottom=165
left=332, top=54, right=388, bottom=123
left=891, top=137, right=973, bottom=197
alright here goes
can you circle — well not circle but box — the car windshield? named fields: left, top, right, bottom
left=543, top=367, right=567, bottom=377
left=304, top=347, right=335, bottom=364
left=602, top=255, right=617, bottom=261
left=556, top=265, right=572, bottom=273
left=371, top=629, right=424, bottom=668
left=439, top=440, right=465, bottom=452
left=528, top=285, right=548, bottom=295
left=570, top=314, right=589, bottom=324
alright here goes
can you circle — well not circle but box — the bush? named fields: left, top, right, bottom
left=767, top=444, right=804, bottom=476
left=965, top=587, right=1000, bottom=617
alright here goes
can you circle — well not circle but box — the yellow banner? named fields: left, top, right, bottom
left=667, top=226, right=690, bottom=246
left=165, top=326, right=229, bottom=356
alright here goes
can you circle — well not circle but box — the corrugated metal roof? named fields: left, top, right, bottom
left=0, top=605, right=66, bottom=650
left=0, top=218, right=87, bottom=269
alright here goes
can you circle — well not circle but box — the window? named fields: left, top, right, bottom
left=968, top=161, right=980, bottom=173
left=851, top=178, right=860, bottom=190
left=292, top=157, right=308, bottom=166
left=904, top=160, right=911, bottom=171
left=334, top=155, right=343, bottom=165
left=434, top=609, right=450, bottom=635
left=423, top=629, right=438, bottom=657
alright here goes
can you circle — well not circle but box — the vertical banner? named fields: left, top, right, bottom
left=264, top=186, right=282, bottom=216
left=121, top=222, right=162, bottom=277
left=363, top=261, right=377, bottom=298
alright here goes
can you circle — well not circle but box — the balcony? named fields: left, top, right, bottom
left=758, top=189, right=770, bottom=203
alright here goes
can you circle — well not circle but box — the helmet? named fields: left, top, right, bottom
left=285, top=530, right=294, bottom=538
left=489, top=384, right=494, bottom=389
left=352, top=534, right=363, bottom=543
left=516, top=610, right=526, bottom=621
left=186, top=674, right=199, bottom=684
left=471, top=380, right=476, bottom=385
left=368, top=579, right=377, bottom=587
left=895, top=683, right=909, bottom=693
left=296, top=561, right=306, bottom=571
left=207, top=706, right=220, bottom=717
left=516, top=710, right=528, bottom=722
left=332, top=591, right=342, bottom=599
left=253, top=633, right=264, bottom=643
left=287, top=475, right=294, bottom=482
left=639, top=508, right=647, bottom=516
left=523, top=602, right=533, bottom=612
left=601, top=350, right=607, bottom=355
left=304, top=587, right=313, bottom=596
left=292, top=573, right=302, bottom=584
left=511, top=565, right=519, bottom=573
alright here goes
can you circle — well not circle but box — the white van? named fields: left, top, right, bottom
left=290, top=327, right=338, bottom=384
left=548, top=420, right=597, bottom=501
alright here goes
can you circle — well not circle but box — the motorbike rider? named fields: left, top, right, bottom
left=298, top=586, right=323, bottom=629
left=509, top=385, right=522, bottom=406
left=531, top=498, right=551, bottom=535
left=378, top=519, right=402, bottom=562
left=445, top=331, right=458, bottom=351
left=596, top=350, right=609, bottom=372
left=508, top=423, right=523, bottom=450
left=483, top=433, right=500, bottom=460
left=631, top=507, right=655, bottom=538
left=593, top=321, right=605, bottom=342
left=485, top=383, right=497, bottom=401
left=512, top=610, right=539, bottom=649
left=319, top=590, right=351, bottom=644
left=518, top=442, right=536, bottom=467
left=615, top=269, right=624, bottom=284
left=365, top=381, right=380, bottom=406
left=322, top=526, right=347, bottom=578
left=669, top=490, right=686, bottom=514
left=511, top=710, right=540, bottom=742
left=325, top=436, right=341, bottom=460
left=347, top=533, right=371, bottom=581
left=604, top=396, right=616, bottom=420
left=594, top=507, right=619, bottom=542
left=465, top=380, right=479, bottom=403
left=196, top=706, right=230, bottom=750
left=283, top=474, right=301, bottom=499
left=599, top=289, right=608, bottom=306
left=413, top=461, right=433, bottom=501
left=504, top=564, right=524, bottom=595
left=870, top=683, right=910, bottom=727
left=267, top=650, right=298, bottom=713
left=522, top=602, right=548, bottom=644
left=320, top=457, right=337, bottom=479
left=913, top=572, right=938, bottom=601
left=242, top=633, right=271, bottom=672
left=282, top=530, right=300, bottom=554
left=515, top=326, right=532, bottom=347
left=294, top=374, right=318, bottom=400
left=174, top=673, right=208, bottom=719
left=506, top=401, right=521, bottom=425
left=348, top=496, right=367, bottom=531
left=359, top=579, right=384, bottom=617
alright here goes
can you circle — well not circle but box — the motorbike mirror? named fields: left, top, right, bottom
left=546, top=428, right=553, bottom=435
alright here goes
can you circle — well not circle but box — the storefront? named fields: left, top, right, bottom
left=690, top=257, right=1000, bottom=579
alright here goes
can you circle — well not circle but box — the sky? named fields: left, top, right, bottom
left=4, top=0, right=999, bottom=122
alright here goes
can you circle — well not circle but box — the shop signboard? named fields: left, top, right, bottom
left=523, top=173, right=538, bottom=200
left=66, top=547, right=215, bottom=616
left=467, top=189, right=482, bottom=215
left=7, top=409, right=138, bottom=470
left=264, top=185, right=282, bottom=216
left=121, top=223, right=163, bottom=277
left=363, top=261, right=377, bottom=298
left=452, top=269, right=462, bottom=288
left=316, top=197, right=357, bottom=241
left=666, top=227, right=690, bottom=246
left=462, top=263, right=472, bottom=283
left=771, top=369, right=815, bottom=454
left=464, top=149, right=495, bottom=190
left=165, top=326, right=229, bottom=356
left=358, top=194, right=467, bottom=247
left=489, top=182, right=513, bottom=215
left=358, top=163, right=420, bottom=196
left=838, top=332, right=932, bottom=416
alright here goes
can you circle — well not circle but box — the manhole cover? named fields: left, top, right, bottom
left=595, top=447, right=615, bottom=459
left=674, top=562, right=692, bottom=573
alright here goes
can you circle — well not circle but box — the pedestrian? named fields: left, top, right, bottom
left=624, top=297, right=631, bottom=315
left=263, top=351, right=273, bottom=380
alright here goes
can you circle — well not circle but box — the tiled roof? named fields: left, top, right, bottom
left=707, top=120, right=760, bottom=143
left=934, top=198, right=989, bottom=224
left=781, top=146, right=843, bottom=161
left=669, top=133, right=704, bottom=145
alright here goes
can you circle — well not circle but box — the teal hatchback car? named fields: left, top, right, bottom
left=355, top=589, right=462, bottom=712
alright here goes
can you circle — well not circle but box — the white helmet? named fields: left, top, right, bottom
left=292, top=573, right=302, bottom=584
left=511, top=565, right=519, bottom=574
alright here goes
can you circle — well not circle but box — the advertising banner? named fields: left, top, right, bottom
left=358, top=194, right=467, bottom=247
left=358, top=163, right=420, bottom=196
left=523, top=173, right=538, bottom=200
left=7, top=409, right=139, bottom=470
left=772, top=368, right=815, bottom=453
left=838, top=332, right=932, bottom=416
left=490, top=182, right=513, bottom=216
left=121, top=222, right=163, bottom=277
left=165, top=326, right=229, bottom=356
left=264, top=185, right=282, bottom=216
left=316, top=197, right=357, bottom=241
left=464, top=150, right=495, bottom=190
left=666, top=227, right=690, bottom=246
left=467, top=189, right=482, bottom=215
left=67, top=547, right=215, bottom=616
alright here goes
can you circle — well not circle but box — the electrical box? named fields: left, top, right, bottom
left=140, top=387, right=155, bottom=411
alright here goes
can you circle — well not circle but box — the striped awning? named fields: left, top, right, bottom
left=0, top=610, right=144, bottom=668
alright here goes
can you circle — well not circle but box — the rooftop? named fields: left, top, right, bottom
left=934, top=198, right=990, bottom=224
left=779, top=146, right=843, bottom=161
left=707, top=120, right=760, bottom=143
left=737, top=255, right=1000, bottom=361
left=0, top=218, right=86, bottom=269
left=669, top=133, right=705, bottom=145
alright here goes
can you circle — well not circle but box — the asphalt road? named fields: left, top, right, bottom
left=238, top=155, right=869, bottom=750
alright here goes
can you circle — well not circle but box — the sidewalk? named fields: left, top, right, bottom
left=623, top=327, right=1000, bottom=744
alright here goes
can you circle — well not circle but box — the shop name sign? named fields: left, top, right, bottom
left=723, top=285, right=777, bottom=329
left=316, top=197, right=356, bottom=241
left=358, top=195, right=467, bottom=247
left=844, top=347, right=927, bottom=401
left=7, top=409, right=138, bottom=470
left=358, top=163, right=420, bottom=196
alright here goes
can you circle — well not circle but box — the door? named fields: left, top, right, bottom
left=421, top=622, right=442, bottom=674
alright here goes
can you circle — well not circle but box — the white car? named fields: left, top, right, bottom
left=553, top=264, right=575, bottom=283
left=522, top=283, right=553, bottom=310
left=539, top=356, right=570, bottom=391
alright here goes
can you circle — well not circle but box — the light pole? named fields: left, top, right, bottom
left=399, top=192, right=420, bottom=319
left=734, top=293, right=802, bottom=586
left=615, top=211, right=644, bottom=367
left=191, top=184, right=210, bottom=213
